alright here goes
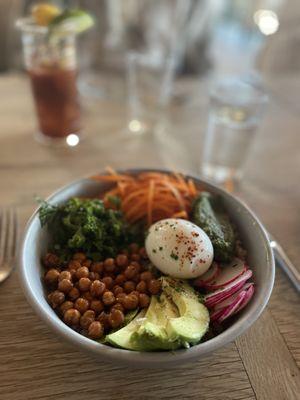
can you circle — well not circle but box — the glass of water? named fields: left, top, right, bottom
left=126, top=52, right=176, bottom=135
left=202, top=75, right=268, bottom=184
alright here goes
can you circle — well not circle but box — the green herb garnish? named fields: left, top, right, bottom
left=170, top=252, right=179, bottom=260
left=38, top=197, right=135, bottom=260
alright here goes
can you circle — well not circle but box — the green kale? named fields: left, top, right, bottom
left=38, top=197, right=135, bottom=260
left=192, top=192, right=235, bottom=262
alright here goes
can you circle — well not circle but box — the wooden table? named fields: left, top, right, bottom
left=0, top=74, right=299, bottom=400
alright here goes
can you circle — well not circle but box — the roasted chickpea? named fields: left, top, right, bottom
left=140, top=271, right=153, bottom=282
left=91, top=261, right=104, bottom=275
left=59, top=300, right=74, bottom=314
left=44, top=269, right=60, bottom=286
left=116, top=292, right=126, bottom=303
left=105, top=272, right=115, bottom=279
left=123, top=281, right=136, bottom=293
left=88, top=321, right=104, bottom=339
left=80, top=310, right=95, bottom=329
left=68, top=269, right=77, bottom=279
left=139, top=247, right=148, bottom=259
left=48, top=290, right=65, bottom=308
left=90, top=280, right=106, bottom=297
left=104, top=258, right=116, bottom=273
left=83, top=291, right=93, bottom=302
left=131, top=291, right=140, bottom=299
left=102, top=276, right=114, bottom=290
left=82, top=259, right=92, bottom=269
left=90, top=300, right=104, bottom=314
left=75, top=266, right=90, bottom=280
left=89, top=272, right=100, bottom=281
left=132, top=273, right=141, bottom=283
left=122, top=294, right=139, bottom=310
left=148, top=279, right=162, bottom=295
left=113, top=285, right=124, bottom=296
left=97, top=312, right=111, bottom=330
left=114, top=273, right=126, bottom=285
left=130, top=253, right=141, bottom=262
left=58, top=278, right=73, bottom=294
left=64, top=308, right=81, bottom=326
left=43, top=253, right=60, bottom=268
left=68, top=260, right=81, bottom=271
left=58, top=270, right=72, bottom=282
left=130, top=261, right=141, bottom=268
left=111, top=302, right=125, bottom=313
left=116, top=254, right=128, bottom=268
left=74, top=297, right=90, bottom=314
left=102, top=291, right=115, bottom=306
left=78, top=277, right=91, bottom=292
left=136, top=280, right=147, bottom=293
left=129, top=243, right=139, bottom=254
left=124, top=265, right=138, bottom=279
left=73, top=252, right=86, bottom=262
left=68, top=287, right=80, bottom=301
left=108, top=309, right=125, bottom=329
left=139, top=293, right=150, bottom=308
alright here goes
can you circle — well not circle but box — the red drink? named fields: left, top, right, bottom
left=29, top=67, right=81, bottom=138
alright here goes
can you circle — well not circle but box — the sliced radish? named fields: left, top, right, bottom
left=205, top=280, right=246, bottom=308
left=204, top=269, right=253, bottom=308
left=215, top=291, right=247, bottom=323
left=214, top=282, right=254, bottom=312
left=204, top=258, right=247, bottom=290
left=193, top=262, right=220, bottom=287
left=210, top=308, right=225, bottom=322
left=234, top=283, right=255, bottom=315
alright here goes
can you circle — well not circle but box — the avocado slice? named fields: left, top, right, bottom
left=132, top=295, right=181, bottom=351
left=192, top=192, right=235, bottom=262
left=162, top=277, right=210, bottom=345
left=105, top=309, right=147, bottom=351
left=106, top=279, right=209, bottom=351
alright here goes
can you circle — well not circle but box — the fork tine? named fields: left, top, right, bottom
left=0, top=208, right=7, bottom=265
left=11, top=208, right=18, bottom=259
left=6, top=208, right=17, bottom=262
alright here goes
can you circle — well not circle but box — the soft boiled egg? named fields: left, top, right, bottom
left=145, top=218, right=213, bottom=279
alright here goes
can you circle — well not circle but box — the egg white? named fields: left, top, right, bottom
left=145, top=218, right=214, bottom=279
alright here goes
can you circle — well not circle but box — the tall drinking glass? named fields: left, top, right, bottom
left=202, top=75, right=268, bottom=184
left=16, top=18, right=81, bottom=146
left=127, top=52, right=175, bottom=135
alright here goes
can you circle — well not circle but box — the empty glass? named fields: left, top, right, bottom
left=125, top=0, right=192, bottom=135
left=126, top=52, right=175, bottom=135
left=201, top=75, right=268, bottom=184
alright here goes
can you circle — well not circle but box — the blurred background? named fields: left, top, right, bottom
left=1, top=0, right=299, bottom=180
left=1, top=0, right=294, bottom=75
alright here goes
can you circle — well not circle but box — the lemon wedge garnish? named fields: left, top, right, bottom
left=31, top=3, right=61, bottom=26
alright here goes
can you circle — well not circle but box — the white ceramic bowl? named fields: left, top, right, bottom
left=19, top=169, right=275, bottom=367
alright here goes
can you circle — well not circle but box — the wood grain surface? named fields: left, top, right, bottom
left=0, top=75, right=299, bottom=400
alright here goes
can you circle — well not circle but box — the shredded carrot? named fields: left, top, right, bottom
left=187, top=179, right=197, bottom=196
left=172, top=210, right=188, bottom=219
left=93, top=169, right=200, bottom=225
left=162, top=181, right=186, bottom=212
left=147, top=180, right=155, bottom=226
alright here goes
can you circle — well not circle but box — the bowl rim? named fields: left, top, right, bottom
left=19, top=168, right=275, bottom=365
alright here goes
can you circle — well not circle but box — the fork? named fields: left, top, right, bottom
left=0, top=207, right=18, bottom=283
left=269, top=233, right=300, bottom=293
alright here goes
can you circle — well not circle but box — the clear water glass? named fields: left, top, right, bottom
left=202, top=75, right=268, bottom=184
left=126, top=52, right=175, bottom=135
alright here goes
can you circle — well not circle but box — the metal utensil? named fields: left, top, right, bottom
left=269, top=234, right=300, bottom=293
left=0, top=207, right=18, bottom=283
